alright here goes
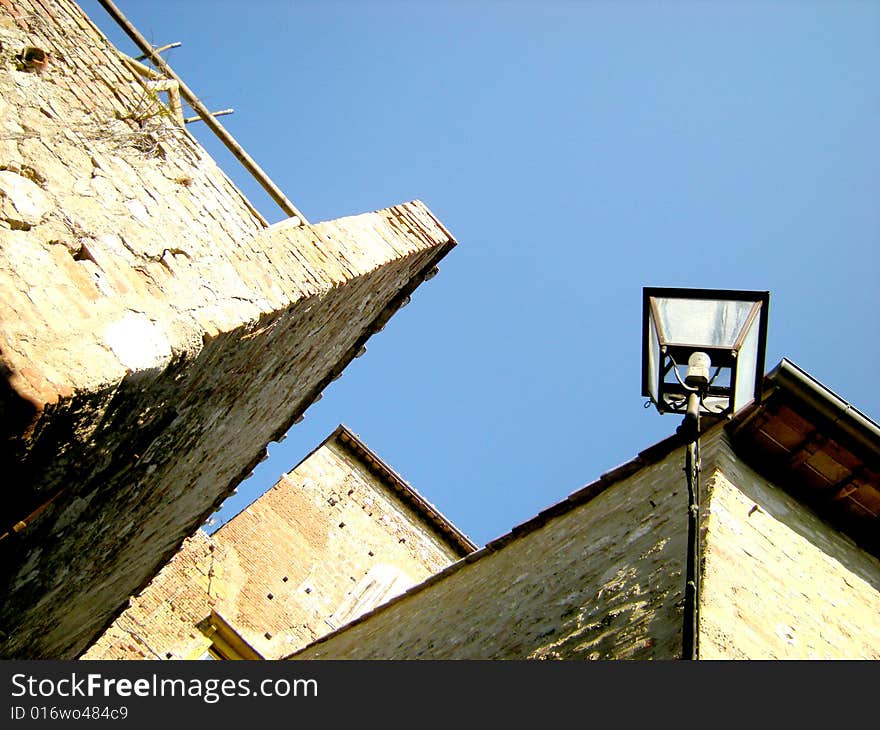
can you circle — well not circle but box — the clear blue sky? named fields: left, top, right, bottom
left=83, top=0, right=879, bottom=547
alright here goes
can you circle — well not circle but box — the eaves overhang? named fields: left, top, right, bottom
left=727, top=358, right=880, bottom=557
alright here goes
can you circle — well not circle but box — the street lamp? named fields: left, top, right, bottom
left=641, top=287, right=770, bottom=659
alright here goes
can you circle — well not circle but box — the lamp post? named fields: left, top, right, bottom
left=641, top=287, right=769, bottom=660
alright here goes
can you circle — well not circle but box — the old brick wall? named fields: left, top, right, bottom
left=83, top=429, right=467, bottom=660
left=293, top=438, right=695, bottom=660
left=699, top=435, right=880, bottom=659
left=80, top=529, right=218, bottom=660
left=0, top=0, right=455, bottom=658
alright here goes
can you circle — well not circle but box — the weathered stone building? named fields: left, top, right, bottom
left=83, top=425, right=474, bottom=660
left=5, top=1, right=878, bottom=663
left=289, top=360, right=880, bottom=660
left=0, top=0, right=456, bottom=659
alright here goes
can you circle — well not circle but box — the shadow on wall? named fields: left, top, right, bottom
left=1, top=355, right=38, bottom=534
left=0, top=355, right=192, bottom=659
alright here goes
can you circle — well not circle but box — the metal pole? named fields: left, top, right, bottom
left=681, top=392, right=701, bottom=660
left=97, top=0, right=307, bottom=225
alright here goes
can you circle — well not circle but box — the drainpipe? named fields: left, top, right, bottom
left=682, top=437, right=700, bottom=660
left=678, top=392, right=701, bottom=660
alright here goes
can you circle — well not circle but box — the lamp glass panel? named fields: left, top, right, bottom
left=653, top=297, right=753, bottom=348
left=647, top=308, right=660, bottom=403
left=733, top=313, right=760, bottom=412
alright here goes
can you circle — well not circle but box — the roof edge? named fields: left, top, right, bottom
left=332, top=424, right=478, bottom=556
left=763, top=358, right=880, bottom=461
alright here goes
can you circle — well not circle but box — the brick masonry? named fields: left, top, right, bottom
left=82, top=428, right=468, bottom=660
left=291, top=428, right=880, bottom=659
left=295, top=435, right=694, bottom=660
left=0, top=0, right=456, bottom=658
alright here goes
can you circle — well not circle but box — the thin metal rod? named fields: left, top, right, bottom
left=135, top=41, right=180, bottom=60
left=98, top=0, right=307, bottom=225
left=682, top=398, right=701, bottom=660
left=185, top=109, right=234, bottom=124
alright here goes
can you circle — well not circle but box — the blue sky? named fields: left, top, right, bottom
left=83, top=0, right=879, bottom=547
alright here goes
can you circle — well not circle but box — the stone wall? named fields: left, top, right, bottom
left=293, top=436, right=695, bottom=660
left=0, top=0, right=456, bottom=658
left=83, top=428, right=468, bottom=660
left=699, top=440, right=880, bottom=659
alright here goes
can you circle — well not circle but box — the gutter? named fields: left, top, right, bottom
left=765, top=359, right=880, bottom=461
